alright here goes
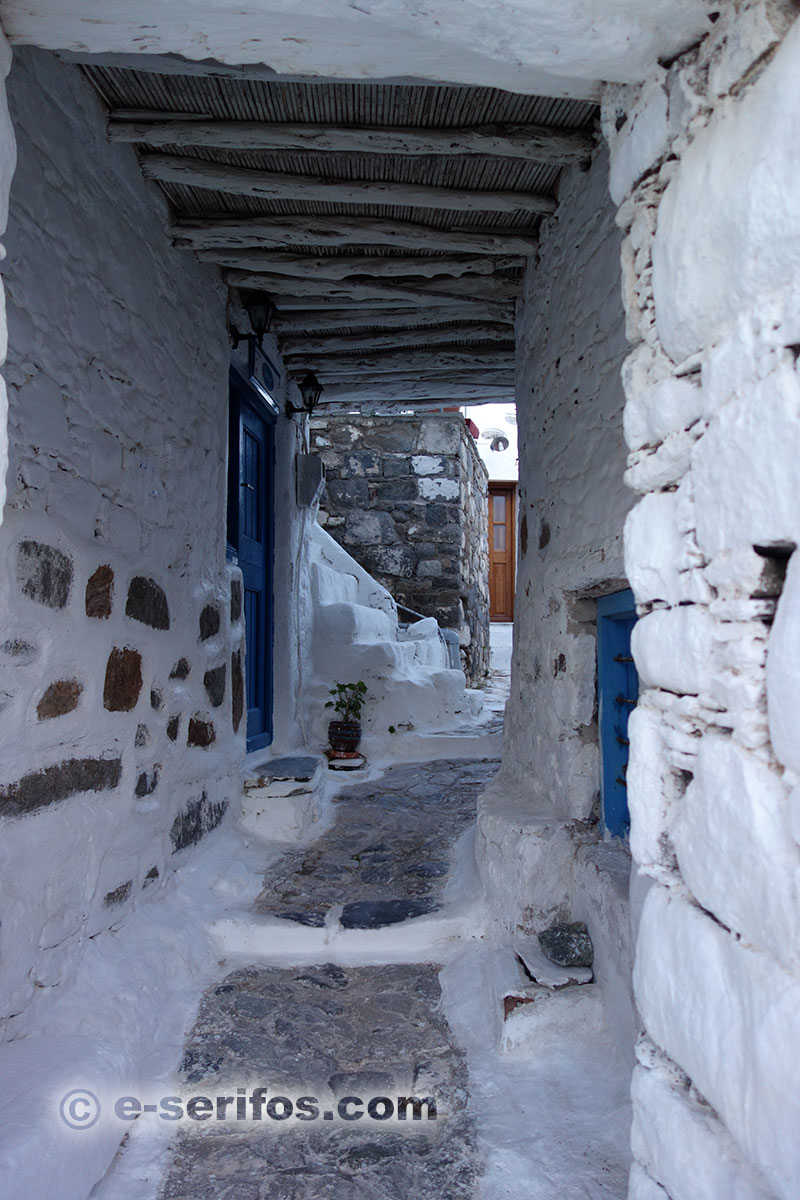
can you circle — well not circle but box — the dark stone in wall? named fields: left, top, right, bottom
left=169, top=658, right=190, bottom=680
left=199, top=604, right=220, bottom=641
left=1, top=639, right=38, bottom=663
left=126, top=576, right=170, bottom=630
left=17, top=540, right=72, bottom=609
left=85, top=565, right=114, bottom=618
left=328, top=478, right=370, bottom=506
left=103, top=647, right=143, bottom=711
left=104, top=880, right=133, bottom=907
left=187, top=715, right=216, bottom=748
left=36, top=679, right=82, bottom=720
left=150, top=688, right=163, bottom=710
left=0, top=756, right=122, bottom=818
left=170, top=791, right=228, bottom=853
left=135, top=768, right=159, bottom=797
left=382, top=458, right=410, bottom=477
left=230, top=578, right=243, bottom=623
left=231, top=649, right=244, bottom=733
left=167, top=715, right=180, bottom=741
left=204, top=665, right=226, bottom=708
left=144, top=866, right=160, bottom=886
left=135, top=723, right=150, bottom=747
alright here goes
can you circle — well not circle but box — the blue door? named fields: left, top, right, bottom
left=597, top=589, right=638, bottom=838
left=228, top=369, right=275, bottom=751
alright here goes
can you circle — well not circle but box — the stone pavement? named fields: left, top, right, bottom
left=159, top=757, right=500, bottom=1199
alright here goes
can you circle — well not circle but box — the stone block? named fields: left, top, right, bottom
left=627, top=701, right=681, bottom=870
left=625, top=492, right=683, bottom=606
left=85, top=564, right=113, bottom=618
left=231, top=648, right=244, bottom=733
left=411, top=454, right=445, bottom=475
left=607, top=73, right=670, bottom=205
left=651, top=20, right=800, bottom=362
left=230, top=577, right=243, bottom=622
left=134, top=768, right=159, bottom=797
left=169, top=657, right=190, bottom=680
left=203, top=664, right=226, bottom=708
left=199, top=603, right=220, bottom=641
left=672, top=734, right=800, bottom=973
left=417, top=559, right=443, bottom=578
left=767, top=551, right=800, bottom=774
left=36, top=679, right=82, bottom=720
left=327, top=477, right=370, bottom=506
left=125, top=576, right=169, bottom=630
left=0, top=756, right=122, bottom=817
left=632, top=607, right=715, bottom=695
left=419, top=477, right=459, bottom=501
left=346, top=451, right=381, bottom=477
left=378, top=478, right=418, bottom=503
left=167, top=715, right=181, bottom=741
left=103, top=880, right=133, bottom=907
left=170, top=792, right=227, bottom=853
left=103, top=647, right=143, bottom=712
left=417, top=419, right=461, bottom=455
left=635, top=886, right=800, bottom=1199
left=343, top=510, right=394, bottom=545
left=382, top=457, right=410, bottom=477
left=187, top=715, right=216, bottom=748
left=692, top=365, right=800, bottom=557
left=362, top=545, right=416, bottom=577
left=623, top=375, right=704, bottom=452
left=16, top=540, right=72, bottom=609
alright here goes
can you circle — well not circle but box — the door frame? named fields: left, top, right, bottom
left=227, top=360, right=278, bottom=753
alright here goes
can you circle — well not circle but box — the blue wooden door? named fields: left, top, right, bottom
left=229, top=371, right=275, bottom=751
left=597, top=589, right=638, bottom=838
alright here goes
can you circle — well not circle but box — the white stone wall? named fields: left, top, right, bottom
left=603, top=5, right=800, bottom=1196
left=0, top=48, right=243, bottom=1026
left=503, top=146, right=632, bottom=824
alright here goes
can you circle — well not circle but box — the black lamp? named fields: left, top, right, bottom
left=287, top=371, right=323, bottom=417
left=230, top=290, right=276, bottom=349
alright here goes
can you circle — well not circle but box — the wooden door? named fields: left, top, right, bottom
left=489, top=484, right=515, bottom=621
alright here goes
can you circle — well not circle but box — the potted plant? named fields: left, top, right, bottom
left=325, top=681, right=368, bottom=753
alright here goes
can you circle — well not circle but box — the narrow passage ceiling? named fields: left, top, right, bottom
left=80, top=58, right=598, bottom=410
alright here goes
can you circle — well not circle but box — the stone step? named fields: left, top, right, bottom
left=240, top=754, right=325, bottom=843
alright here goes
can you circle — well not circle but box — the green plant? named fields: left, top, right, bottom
left=325, top=680, right=368, bottom=723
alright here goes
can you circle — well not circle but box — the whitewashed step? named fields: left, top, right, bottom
left=241, top=754, right=324, bottom=843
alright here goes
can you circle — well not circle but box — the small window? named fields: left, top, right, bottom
left=597, top=589, right=638, bottom=838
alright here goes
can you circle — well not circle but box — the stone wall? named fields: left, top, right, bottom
left=312, top=413, right=490, bottom=685
left=602, top=5, right=800, bottom=1198
left=502, top=144, right=632, bottom=823
left=0, top=48, right=243, bottom=1025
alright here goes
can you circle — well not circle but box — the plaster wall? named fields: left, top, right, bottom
left=0, top=47, right=244, bottom=1026
left=602, top=4, right=800, bottom=1196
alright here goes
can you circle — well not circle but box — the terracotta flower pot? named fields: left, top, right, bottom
left=328, top=720, right=362, bottom=753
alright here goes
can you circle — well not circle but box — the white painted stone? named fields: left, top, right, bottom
left=635, top=886, right=800, bottom=1200
left=418, top=475, right=459, bottom=501
left=411, top=454, right=445, bottom=475
left=624, top=492, right=683, bottom=605
left=632, top=1062, right=775, bottom=1200
left=624, top=427, right=698, bottom=492
left=606, top=74, right=670, bottom=205
left=626, top=700, right=680, bottom=871
left=628, top=1164, right=670, bottom=1200
left=766, top=551, right=800, bottom=775
left=692, top=363, right=800, bottom=556
left=672, top=734, right=800, bottom=973
left=652, top=19, right=800, bottom=362
left=623, top=374, right=704, bottom=451
left=501, top=983, right=605, bottom=1055
left=631, top=607, right=716, bottom=695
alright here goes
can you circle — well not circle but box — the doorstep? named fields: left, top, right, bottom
left=240, top=753, right=325, bottom=843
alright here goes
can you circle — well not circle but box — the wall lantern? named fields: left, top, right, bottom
left=287, top=371, right=324, bottom=417
left=229, top=290, right=276, bottom=350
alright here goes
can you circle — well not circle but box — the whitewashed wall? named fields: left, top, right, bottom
left=477, top=147, right=635, bottom=1067
left=602, top=4, right=800, bottom=1197
left=0, top=48, right=243, bottom=1026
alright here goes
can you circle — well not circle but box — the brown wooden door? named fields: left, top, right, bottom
left=489, top=484, right=515, bottom=621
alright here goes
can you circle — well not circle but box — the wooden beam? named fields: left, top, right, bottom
left=318, top=380, right=515, bottom=402
left=230, top=270, right=517, bottom=303
left=272, top=307, right=513, bottom=333
left=173, top=215, right=538, bottom=256
left=110, top=116, right=593, bottom=164
left=286, top=348, right=514, bottom=375
left=197, top=250, right=524, bottom=279
left=142, top=154, right=557, bottom=215
left=226, top=271, right=517, bottom=317
left=278, top=322, right=514, bottom=354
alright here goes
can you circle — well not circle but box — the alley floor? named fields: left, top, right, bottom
left=88, top=628, right=630, bottom=1200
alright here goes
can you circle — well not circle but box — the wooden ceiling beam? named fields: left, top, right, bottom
left=142, top=153, right=557, bottom=215
left=110, top=116, right=593, bottom=164
left=197, top=250, right=524, bottom=278
left=285, top=347, right=514, bottom=374
left=226, top=270, right=517, bottom=316
left=278, top=322, right=514, bottom=354
left=173, top=215, right=538, bottom=256
left=271, top=307, right=513, bottom=333
left=317, top=379, right=515, bottom=402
